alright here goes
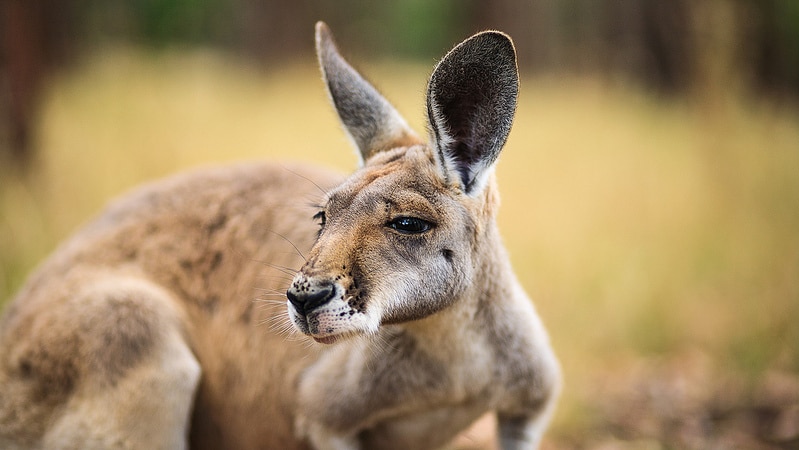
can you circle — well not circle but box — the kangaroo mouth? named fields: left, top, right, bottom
left=312, top=334, right=341, bottom=345
left=289, top=307, right=363, bottom=345
left=307, top=325, right=360, bottom=345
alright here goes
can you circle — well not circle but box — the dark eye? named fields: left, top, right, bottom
left=387, top=217, right=433, bottom=235
left=313, top=211, right=326, bottom=228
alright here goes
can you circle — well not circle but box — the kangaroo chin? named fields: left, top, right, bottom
left=0, top=21, right=560, bottom=450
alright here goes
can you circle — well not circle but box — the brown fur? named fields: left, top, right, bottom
left=0, top=23, right=560, bottom=449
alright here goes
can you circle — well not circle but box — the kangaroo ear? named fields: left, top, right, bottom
left=426, top=31, right=519, bottom=195
left=315, top=22, right=421, bottom=164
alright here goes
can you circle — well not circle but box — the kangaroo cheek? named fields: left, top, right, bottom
left=377, top=258, right=466, bottom=325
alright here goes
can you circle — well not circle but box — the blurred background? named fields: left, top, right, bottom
left=1, top=1, right=798, bottom=448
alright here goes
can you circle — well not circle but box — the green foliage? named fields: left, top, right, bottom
left=136, top=0, right=230, bottom=45
left=775, top=0, right=799, bottom=80
left=383, top=0, right=470, bottom=58
left=80, top=0, right=233, bottom=45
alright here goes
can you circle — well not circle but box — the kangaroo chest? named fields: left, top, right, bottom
left=296, top=326, right=502, bottom=447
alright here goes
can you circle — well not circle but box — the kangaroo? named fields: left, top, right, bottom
left=0, top=22, right=560, bottom=449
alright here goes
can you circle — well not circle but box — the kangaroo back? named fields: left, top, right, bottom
left=0, top=22, right=560, bottom=450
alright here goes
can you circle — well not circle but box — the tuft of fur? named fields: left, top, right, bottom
left=0, top=22, right=560, bottom=450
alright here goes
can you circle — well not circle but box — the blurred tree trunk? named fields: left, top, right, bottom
left=235, top=0, right=322, bottom=64
left=470, top=0, right=561, bottom=73
left=469, top=0, right=698, bottom=93
left=741, top=0, right=799, bottom=101
left=1, top=0, right=74, bottom=168
left=638, top=0, right=696, bottom=93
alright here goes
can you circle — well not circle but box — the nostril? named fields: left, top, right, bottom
left=286, top=289, right=303, bottom=310
left=286, top=281, right=337, bottom=315
left=305, top=283, right=336, bottom=312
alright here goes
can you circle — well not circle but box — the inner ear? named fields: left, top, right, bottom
left=432, top=89, right=497, bottom=183
left=427, top=31, right=519, bottom=194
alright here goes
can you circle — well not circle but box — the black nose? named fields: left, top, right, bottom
left=286, top=281, right=336, bottom=315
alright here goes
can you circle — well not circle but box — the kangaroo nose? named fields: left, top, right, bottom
left=286, top=281, right=336, bottom=315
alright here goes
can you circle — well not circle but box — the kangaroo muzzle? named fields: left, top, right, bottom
left=286, top=279, right=336, bottom=316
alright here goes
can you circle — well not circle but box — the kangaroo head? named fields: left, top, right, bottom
left=287, top=22, right=518, bottom=344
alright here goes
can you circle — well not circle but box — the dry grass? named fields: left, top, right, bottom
left=1, top=47, right=798, bottom=447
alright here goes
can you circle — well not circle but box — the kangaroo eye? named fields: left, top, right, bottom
left=387, top=217, right=433, bottom=234
left=313, top=211, right=326, bottom=227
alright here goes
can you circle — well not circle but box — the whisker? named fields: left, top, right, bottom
left=279, top=164, right=330, bottom=196
left=229, top=243, right=304, bottom=275
left=261, top=250, right=308, bottom=263
left=256, top=274, right=295, bottom=283
left=254, top=297, right=287, bottom=303
left=254, top=294, right=288, bottom=300
left=253, top=287, right=287, bottom=293
left=255, top=298, right=288, bottom=303
left=253, top=261, right=298, bottom=276
left=263, top=229, right=308, bottom=263
left=264, top=315, right=294, bottom=332
left=363, top=329, right=398, bottom=375
left=252, top=299, right=314, bottom=346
